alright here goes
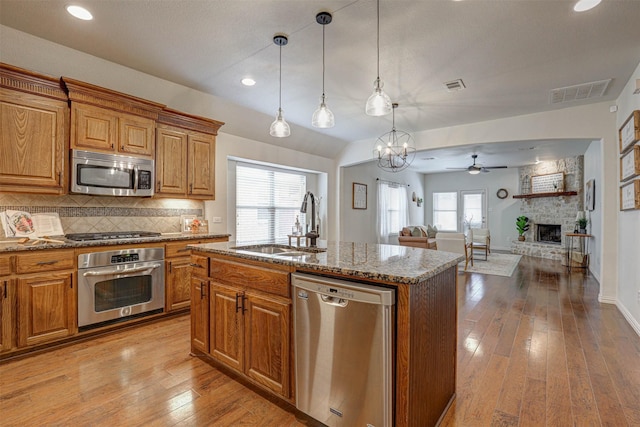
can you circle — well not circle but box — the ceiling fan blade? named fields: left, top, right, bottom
left=484, top=165, right=508, bottom=169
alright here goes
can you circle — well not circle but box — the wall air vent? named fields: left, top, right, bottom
left=549, top=79, right=611, bottom=104
left=444, top=79, right=466, bottom=92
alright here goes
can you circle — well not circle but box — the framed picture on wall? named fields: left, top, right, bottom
left=585, top=179, right=595, bottom=211
left=352, top=182, right=367, bottom=209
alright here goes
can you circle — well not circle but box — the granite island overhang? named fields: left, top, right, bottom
left=188, top=240, right=463, bottom=427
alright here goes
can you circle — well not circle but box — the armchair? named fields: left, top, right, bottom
left=469, top=228, right=490, bottom=260
left=435, top=232, right=472, bottom=271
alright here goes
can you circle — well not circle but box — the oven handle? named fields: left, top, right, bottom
left=82, top=263, right=162, bottom=277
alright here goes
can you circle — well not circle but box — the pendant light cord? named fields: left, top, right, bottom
left=376, top=0, right=380, bottom=79
left=322, top=24, right=326, bottom=96
left=278, top=44, right=282, bottom=109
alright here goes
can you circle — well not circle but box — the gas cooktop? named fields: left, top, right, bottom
left=65, top=231, right=162, bottom=242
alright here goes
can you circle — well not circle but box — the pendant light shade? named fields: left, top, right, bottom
left=312, top=12, right=334, bottom=128
left=365, top=0, right=392, bottom=116
left=270, top=34, right=290, bottom=138
left=373, top=103, right=416, bottom=172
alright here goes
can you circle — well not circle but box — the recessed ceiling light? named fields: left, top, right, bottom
left=573, top=0, right=601, bottom=12
left=241, top=78, right=256, bottom=86
left=66, top=5, right=93, bottom=20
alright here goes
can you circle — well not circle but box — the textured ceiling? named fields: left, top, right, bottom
left=1, top=0, right=639, bottom=170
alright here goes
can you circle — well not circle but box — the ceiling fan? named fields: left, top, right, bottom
left=447, top=154, right=508, bottom=174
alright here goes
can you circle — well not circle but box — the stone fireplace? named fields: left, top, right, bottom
left=512, top=156, right=584, bottom=260
left=537, top=224, right=561, bottom=244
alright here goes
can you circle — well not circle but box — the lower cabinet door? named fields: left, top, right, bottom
left=17, top=272, right=75, bottom=347
left=209, top=282, right=243, bottom=372
left=190, top=277, right=209, bottom=353
left=244, top=291, right=290, bottom=398
left=166, top=257, right=191, bottom=311
left=0, top=278, right=13, bottom=352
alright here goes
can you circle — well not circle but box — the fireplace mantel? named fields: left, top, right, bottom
left=513, top=191, right=578, bottom=199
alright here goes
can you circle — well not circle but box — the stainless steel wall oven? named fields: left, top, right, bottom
left=77, top=247, right=164, bottom=328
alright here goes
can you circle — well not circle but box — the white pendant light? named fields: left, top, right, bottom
left=373, top=103, right=416, bottom=172
left=312, top=12, right=335, bottom=128
left=270, top=35, right=291, bottom=138
left=365, top=0, right=392, bottom=116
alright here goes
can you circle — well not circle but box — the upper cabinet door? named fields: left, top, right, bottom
left=71, top=104, right=117, bottom=152
left=119, top=113, right=155, bottom=157
left=188, top=133, right=215, bottom=198
left=156, top=127, right=188, bottom=195
left=0, top=89, right=67, bottom=194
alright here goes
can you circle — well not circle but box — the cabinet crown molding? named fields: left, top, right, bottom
left=0, top=62, right=67, bottom=101
left=158, top=108, right=224, bottom=135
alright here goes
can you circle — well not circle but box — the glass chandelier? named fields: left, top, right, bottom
left=374, top=103, right=416, bottom=172
left=270, top=34, right=290, bottom=138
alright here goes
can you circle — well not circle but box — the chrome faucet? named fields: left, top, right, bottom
left=300, top=191, right=319, bottom=247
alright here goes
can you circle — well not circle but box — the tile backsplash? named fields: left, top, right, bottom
left=0, top=193, right=203, bottom=237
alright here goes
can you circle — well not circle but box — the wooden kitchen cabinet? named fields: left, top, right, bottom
left=204, top=255, right=292, bottom=398
left=17, top=272, right=75, bottom=347
left=0, top=255, right=13, bottom=352
left=63, top=77, right=164, bottom=159
left=156, top=109, right=224, bottom=199
left=0, top=63, right=68, bottom=195
left=165, top=239, right=226, bottom=312
left=190, top=275, right=209, bottom=353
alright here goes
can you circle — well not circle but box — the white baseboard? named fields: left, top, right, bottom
left=598, top=294, right=617, bottom=304
left=616, top=301, right=640, bottom=338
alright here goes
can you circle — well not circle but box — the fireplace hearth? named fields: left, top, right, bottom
left=537, top=224, right=561, bottom=244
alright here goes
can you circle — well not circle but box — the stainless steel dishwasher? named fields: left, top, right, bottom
left=292, top=273, right=395, bottom=427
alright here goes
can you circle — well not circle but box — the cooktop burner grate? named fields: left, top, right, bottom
left=65, top=231, right=162, bottom=241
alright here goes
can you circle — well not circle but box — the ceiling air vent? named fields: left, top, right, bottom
left=444, top=79, right=466, bottom=92
left=549, top=79, right=611, bottom=104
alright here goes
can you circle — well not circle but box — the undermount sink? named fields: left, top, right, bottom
left=231, top=245, right=324, bottom=257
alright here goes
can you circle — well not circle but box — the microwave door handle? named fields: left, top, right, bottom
left=133, top=165, right=139, bottom=194
left=82, top=263, right=162, bottom=277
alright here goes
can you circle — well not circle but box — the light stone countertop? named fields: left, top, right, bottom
left=189, top=240, right=464, bottom=285
left=0, top=233, right=231, bottom=253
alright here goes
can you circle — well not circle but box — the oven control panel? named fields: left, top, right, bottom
left=110, top=253, right=140, bottom=264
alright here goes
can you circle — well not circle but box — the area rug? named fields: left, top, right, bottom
left=460, top=253, right=522, bottom=277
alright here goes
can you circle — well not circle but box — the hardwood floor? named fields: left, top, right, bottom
left=1, top=255, right=639, bottom=426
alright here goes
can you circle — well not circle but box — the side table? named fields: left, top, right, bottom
left=565, top=233, right=592, bottom=272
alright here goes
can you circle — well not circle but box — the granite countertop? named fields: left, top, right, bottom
left=0, top=233, right=231, bottom=253
left=188, top=240, right=464, bottom=285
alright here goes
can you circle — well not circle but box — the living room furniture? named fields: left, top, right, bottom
left=435, top=232, right=472, bottom=270
left=398, top=226, right=437, bottom=249
left=470, top=228, right=490, bottom=260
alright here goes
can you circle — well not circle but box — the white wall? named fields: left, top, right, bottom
left=615, top=62, right=640, bottom=335
left=423, top=168, right=520, bottom=250
left=340, top=162, right=425, bottom=244
left=584, top=141, right=603, bottom=283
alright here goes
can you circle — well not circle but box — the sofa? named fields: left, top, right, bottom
left=398, top=225, right=438, bottom=249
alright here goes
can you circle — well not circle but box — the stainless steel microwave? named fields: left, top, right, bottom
left=71, top=150, right=154, bottom=197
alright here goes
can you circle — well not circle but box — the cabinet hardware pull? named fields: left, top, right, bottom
left=70, top=273, right=73, bottom=289
left=235, top=293, right=243, bottom=313
left=36, top=260, right=58, bottom=266
left=3, top=281, right=6, bottom=299
left=157, top=180, right=161, bottom=192
left=189, top=183, right=193, bottom=194
left=121, top=146, right=125, bottom=150
left=200, top=282, right=205, bottom=299
left=58, top=172, right=62, bottom=184
left=111, top=143, right=114, bottom=149
left=169, top=261, right=172, bottom=273
left=242, top=294, right=248, bottom=313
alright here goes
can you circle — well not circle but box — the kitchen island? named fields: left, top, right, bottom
left=188, top=240, right=463, bottom=427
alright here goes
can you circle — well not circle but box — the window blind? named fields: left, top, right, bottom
left=236, top=163, right=307, bottom=244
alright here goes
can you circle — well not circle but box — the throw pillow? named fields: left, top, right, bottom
left=427, top=225, right=438, bottom=238
left=401, top=227, right=411, bottom=236
left=411, top=227, right=422, bottom=237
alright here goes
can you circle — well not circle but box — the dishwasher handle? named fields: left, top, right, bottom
left=320, top=294, right=348, bottom=307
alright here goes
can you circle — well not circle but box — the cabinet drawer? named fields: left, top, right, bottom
left=15, top=250, right=74, bottom=274
left=190, top=254, right=209, bottom=277
left=0, top=256, right=11, bottom=276
left=209, top=258, right=290, bottom=298
left=166, top=238, right=226, bottom=258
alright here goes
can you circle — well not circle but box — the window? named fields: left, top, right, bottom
left=376, top=181, right=408, bottom=244
left=433, top=192, right=458, bottom=231
left=236, top=163, right=306, bottom=244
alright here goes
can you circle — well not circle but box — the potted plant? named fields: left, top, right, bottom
left=516, top=215, right=529, bottom=241
left=577, top=217, right=589, bottom=234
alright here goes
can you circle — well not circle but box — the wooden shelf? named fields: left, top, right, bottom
left=513, top=191, right=578, bottom=199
